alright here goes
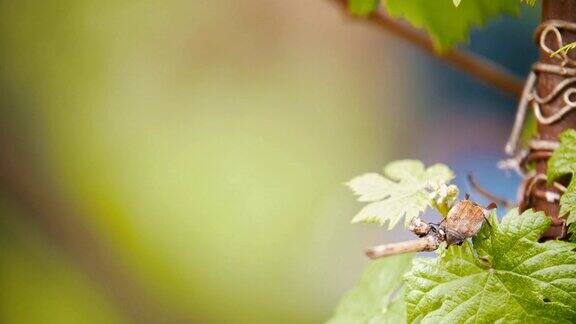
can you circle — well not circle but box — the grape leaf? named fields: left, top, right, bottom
left=347, top=0, right=522, bottom=51
left=348, top=0, right=380, bottom=16
left=327, top=254, right=413, bottom=324
left=405, top=209, right=576, bottom=323
left=548, top=129, right=576, bottom=241
left=560, top=180, right=576, bottom=242
left=347, top=160, right=453, bottom=229
left=385, top=0, right=521, bottom=51
left=548, top=129, right=576, bottom=182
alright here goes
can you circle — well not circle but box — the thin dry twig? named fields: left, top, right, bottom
left=365, top=235, right=441, bottom=259
left=467, top=173, right=513, bottom=208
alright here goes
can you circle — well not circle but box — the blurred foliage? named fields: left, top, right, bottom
left=0, top=196, right=122, bottom=323
left=328, top=254, right=412, bottom=324
left=349, top=0, right=523, bottom=51
left=348, top=0, right=380, bottom=16
left=0, top=0, right=413, bottom=322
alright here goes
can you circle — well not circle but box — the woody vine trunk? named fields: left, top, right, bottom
left=520, top=0, right=576, bottom=239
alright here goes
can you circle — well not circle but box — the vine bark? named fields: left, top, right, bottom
left=520, top=0, right=576, bottom=239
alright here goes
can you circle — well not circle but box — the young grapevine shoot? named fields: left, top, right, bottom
left=330, top=1, right=576, bottom=323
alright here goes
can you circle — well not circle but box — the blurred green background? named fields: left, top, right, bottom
left=0, top=0, right=537, bottom=323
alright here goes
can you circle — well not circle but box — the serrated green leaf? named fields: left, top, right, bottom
left=328, top=254, right=413, bottom=324
left=405, top=208, right=576, bottom=323
left=548, top=129, right=576, bottom=182
left=560, top=180, right=576, bottom=242
left=348, top=0, right=380, bottom=17
left=346, top=1, right=531, bottom=51
left=548, top=129, right=576, bottom=241
left=347, top=160, right=454, bottom=229
left=385, top=0, right=521, bottom=51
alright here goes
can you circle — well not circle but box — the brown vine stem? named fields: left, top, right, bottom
left=365, top=235, right=441, bottom=259
left=523, top=0, right=576, bottom=239
left=330, top=0, right=524, bottom=99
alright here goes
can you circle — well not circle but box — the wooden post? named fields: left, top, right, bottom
left=520, top=0, right=576, bottom=239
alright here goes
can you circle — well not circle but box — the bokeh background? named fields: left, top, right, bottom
left=0, top=1, right=539, bottom=323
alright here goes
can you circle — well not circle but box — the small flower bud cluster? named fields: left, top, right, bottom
left=428, top=183, right=459, bottom=217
